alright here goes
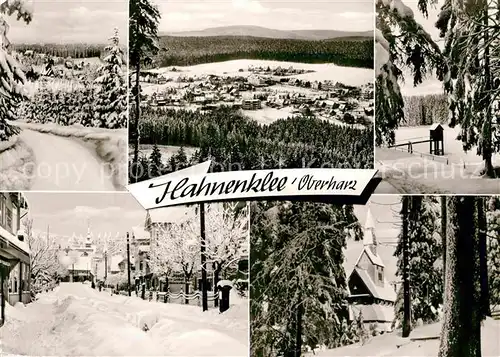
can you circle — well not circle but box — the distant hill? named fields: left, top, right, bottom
left=162, top=25, right=372, bottom=40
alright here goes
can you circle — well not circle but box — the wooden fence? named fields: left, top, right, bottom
left=115, top=289, right=218, bottom=308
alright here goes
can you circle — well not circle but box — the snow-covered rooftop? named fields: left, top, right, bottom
left=70, top=256, right=92, bottom=272
left=147, top=205, right=196, bottom=224
left=0, top=225, right=30, bottom=255
left=132, top=225, right=150, bottom=240
left=352, top=267, right=397, bottom=303
left=349, top=303, right=395, bottom=327
left=110, top=254, right=125, bottom=272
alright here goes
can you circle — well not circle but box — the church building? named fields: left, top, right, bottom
left=347, top=209, right=397, bottom=332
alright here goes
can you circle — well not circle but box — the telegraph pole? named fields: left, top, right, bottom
left=127, top=232, right=131, bottom=296
left=200, top=203, right=208, bottom=311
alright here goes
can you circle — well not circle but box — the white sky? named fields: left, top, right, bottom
left=23, top=193, right=146, bottom=243
left=354, top=195, right=401, bottom=241
left=400, top=1, right=443, bottom=96
left=6, top=0, right=128, bottom=44
left=157, top=0, right=374, bottom=33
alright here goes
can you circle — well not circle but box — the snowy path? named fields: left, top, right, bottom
left=1, top=283, right=248, bottom=356
left=19, top=130, right=115, bottom=191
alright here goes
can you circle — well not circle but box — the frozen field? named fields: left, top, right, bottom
left=375, top=125, right=500, bottom=194
left=1, top=283, right=248, bottom=356
left=149, top=59, right=373, bottom=87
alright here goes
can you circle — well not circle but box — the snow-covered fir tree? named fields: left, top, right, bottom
left=435, top=0, right=500, bottom=177
left=0, top=0, right=33, bottom=141
left=393, top=196, right=443, bottom=328
left=251, top=201, right=362, bottom=356
left=94, top=28, right=126, bottom=129
left=376, top=0, right=445, bottom=146
left=148, top=144, right=163, bottom=178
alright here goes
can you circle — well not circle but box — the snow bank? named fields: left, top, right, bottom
left=2, top=283, right=248, bottom=356
left=310, top=318, right=500, bottom=356
left=12, top=122, right=127, bottom=190
left=0, top=136, right=35, bottom=190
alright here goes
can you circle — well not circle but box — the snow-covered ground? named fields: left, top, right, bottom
left=4, top=122, right=127, bottom=191
left=375, top=125, right=500, bottom=194
left=307, top=317, right=500, bottom=356
left=148, top=59, right=373, bottom=87
left=1, top=283, right=248, bottom=356
left=0, top=136, right=35, bottom=190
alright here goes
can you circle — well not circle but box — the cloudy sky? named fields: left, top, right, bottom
left=6, top=0, right=127, bottom=44
left=23, top=193, right=145, bottom=244
left=400, top=1, right=443, bottom=96
left=157, top=0, right=374, bottom=33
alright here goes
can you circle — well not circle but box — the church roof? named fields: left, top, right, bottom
left=355, top=246, right=385, bottom=268
left=350, top=267, right=396, bottom=303
left=349, top=304, right=395, bottom=329
left=364, top=208, right=375, bottom=230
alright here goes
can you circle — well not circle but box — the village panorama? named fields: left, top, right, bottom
left=128, top=1, right=374, bottom=183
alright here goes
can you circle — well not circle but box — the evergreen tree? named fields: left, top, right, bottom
left=394, top=196, right=443, bottom=328
left=375, top=0, right=444, bottom=146
left=148, top=144, right=162, bottom=178
left=439, top=196, right=482, bottom=357
left=129, top=0, right=160, bottom=182
left=94, top=28, right=126, bottom=129
left=0, top=0, right=32, bottom=141
left=250, top=201, right=362, bottom=356
left=436, top=0, right=500, bottom=177
left=173, top=147, right=189, bottom=170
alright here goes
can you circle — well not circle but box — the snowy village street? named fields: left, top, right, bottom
left=1, top=283, right=248, bottom=356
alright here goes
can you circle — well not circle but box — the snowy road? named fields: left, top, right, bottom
left=19, top=130, right=115, bottom=191
left=1, top=283, right=248, bottom=356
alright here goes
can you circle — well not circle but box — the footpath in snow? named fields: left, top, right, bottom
left=0, top=283, right=248, bottom=356
left=18, top=130, right=116, bottom=191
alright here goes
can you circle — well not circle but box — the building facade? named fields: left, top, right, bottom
left=347, top=209, right=397, bottom=333
left=60, top=224, right=97, bottom=283
left=0, top=193, right=30, bottom=313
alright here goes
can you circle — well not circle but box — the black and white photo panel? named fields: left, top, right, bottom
left=0, top=192, right=249, bottom=356
left=128, top=0, right=374, bottom=184
left=375, top=0, right=500, bottom=194
left=250, top=196, right=500, bottom=356
left=0, top=0, right=128, bottom=191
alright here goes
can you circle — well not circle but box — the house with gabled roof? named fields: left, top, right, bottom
left=347, top=208, right=397, bottom=333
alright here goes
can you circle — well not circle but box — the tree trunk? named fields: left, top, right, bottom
left=164, top=276, right=169, bottom=292
left=184, top=277, right=190, bottom=305
left=482, top=4, right=495, bottom=177
left=438, top=196, right=482, bottom=357
left=133, top=30, right=141, bottom=183
left=214, top=266, right=220, bottom=308
left=402, top=196, right=411, bottom=337
left=294, top=298, right=303, bottom=357
left=441, top=196, right=447, bottom=303
left=476, top=197, right=491, bottom=318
